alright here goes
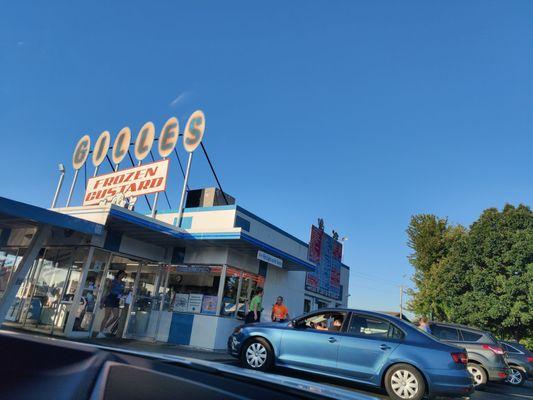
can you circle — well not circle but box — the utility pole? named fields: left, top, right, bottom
left=399, top=284, right=404, bottom=319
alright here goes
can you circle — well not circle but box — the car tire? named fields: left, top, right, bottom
left=467, top=363, right=488, bottom=387
left=240, top=337, right=273, bottom=372
left=384, top=363, right=426, bottom=400
left=506, top=366, right=526, bottom=386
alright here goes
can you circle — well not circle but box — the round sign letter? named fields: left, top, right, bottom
left=92, top=131, right=110, bottom=167
left=134, top=121, right=155, bottom=161
left=158, top=117, right=179, bottom=158
left=112, top=126, right=131, bottom=165
left=72, top=135, right=91, bottom=170
left=183, top=110, right=205, bottom=153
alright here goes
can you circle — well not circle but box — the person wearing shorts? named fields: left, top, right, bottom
left=97, top=270, right=126, bottom=338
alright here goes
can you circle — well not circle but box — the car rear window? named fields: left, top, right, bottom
left=431, top=325, right=459, bottom=341
left=460, top=330, right=482, bottom=342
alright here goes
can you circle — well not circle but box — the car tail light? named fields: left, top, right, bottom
left=527, top=356, right=533, bottom=363
left=482, top=344, right=504, bottom=355
left=451, top=352, right=468, bottom=364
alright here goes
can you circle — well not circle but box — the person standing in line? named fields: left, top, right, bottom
left=418, top=316, right=432, bottom=334
left=97, top=270, right=126, bottom=338
left=245, top=287, right=263, bottom=324
left=271, top=296, right=289, bottom=322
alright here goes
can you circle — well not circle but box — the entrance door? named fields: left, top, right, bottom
left=124, top=263, right=165, bottom=340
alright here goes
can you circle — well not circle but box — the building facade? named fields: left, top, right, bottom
left=0, top=194, right=349, bottom=350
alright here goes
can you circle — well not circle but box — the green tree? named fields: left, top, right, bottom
left=407, top=205, right=533, bottom=344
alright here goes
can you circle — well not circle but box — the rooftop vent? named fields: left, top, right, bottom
left=185, top=187, right=235, bottom=208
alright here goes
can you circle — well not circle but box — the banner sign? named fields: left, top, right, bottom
left=257, top=250, right=283, bottom=268
left=305, top=225, right=342, bottom=300
left=83, top=159, right=169, bottom=206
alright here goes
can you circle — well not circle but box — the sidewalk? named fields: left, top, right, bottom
left=75, top=336, right=237, bottom=363
left=2, top=325, right=236, bottom=363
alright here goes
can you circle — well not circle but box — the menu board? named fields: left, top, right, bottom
left=173, top=293, right=190, bottom=312
left=187, top=294, right=204, bottom=313
left=201, top=295, right=218, bottom=315
left=305, top=225, right=342, bottom=300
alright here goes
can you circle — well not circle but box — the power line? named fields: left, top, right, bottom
left=200, top=142, right=229, bottom=205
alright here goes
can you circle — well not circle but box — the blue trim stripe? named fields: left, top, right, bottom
left=0, top=197, right=104, bottom=236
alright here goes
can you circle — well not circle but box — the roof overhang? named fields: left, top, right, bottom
left=0, top=197, right=104, bottom=236
left=106, top=206, right=315, bottom=271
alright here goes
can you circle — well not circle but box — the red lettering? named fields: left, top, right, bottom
left=145, top=166, right=157, bottom=177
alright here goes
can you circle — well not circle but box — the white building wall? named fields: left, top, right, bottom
left=263, top=267, right=306, bottom=322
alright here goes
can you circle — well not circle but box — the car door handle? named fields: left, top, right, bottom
left=380, top=344, right=391, bottom=350
left=328, top=337, right=337, bottom=343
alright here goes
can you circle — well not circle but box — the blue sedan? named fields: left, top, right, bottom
left=228, top=308, right=474, bottom=400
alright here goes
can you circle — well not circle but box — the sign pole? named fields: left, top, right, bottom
left=176, top=152, right=193, bottom=227
left=66, top=169, right=79, bottom=207
left=93, top=166, right=99, bottom=177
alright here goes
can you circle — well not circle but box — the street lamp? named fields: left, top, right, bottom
left=340, top=237, right=348, bottom=260
left=51, top=163, right=66, bottom=208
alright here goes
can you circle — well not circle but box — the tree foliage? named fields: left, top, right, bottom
left=407, top=205, right=533, bottom=345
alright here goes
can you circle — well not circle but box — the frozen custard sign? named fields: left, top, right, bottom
left=83, top=160, right=169, bottom=206
left=69, top=111, right=206, bottom=208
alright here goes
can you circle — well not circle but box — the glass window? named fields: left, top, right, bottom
left=220, top=267, right=241, bottom=317
left=235, top=271, right=264, bottom=319
left=300, top=311, right=347, bottom=332
left=166, top=265, right=221, bottom=315
left=303, top=299, right=312, bottom=314
left=460, top=330, right=482, bottom=342
left=0, top=248, right=24, bottom=298
left=431, top=325, right=459, bottom=341
left=73, top=249, right=111, bottom=332
left=389, top=324, right=405, bottom=340
left=502, top=343, right=520, bottom=354
left=347, top=315, right=390, bottom=338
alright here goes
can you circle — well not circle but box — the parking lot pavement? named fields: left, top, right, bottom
left=261, top=366, right=533, bottom=400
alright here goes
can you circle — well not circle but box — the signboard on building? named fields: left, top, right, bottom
left=257, top=250, right=283, bottom=268
left=83, top=159, right=169, bottom=206
left=305, top=225, right=342, bottom=300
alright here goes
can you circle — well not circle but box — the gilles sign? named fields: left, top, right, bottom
left=71, top=111, right=206, bottom=207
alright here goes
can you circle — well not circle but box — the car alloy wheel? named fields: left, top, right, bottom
left=390, top=369, right=420, bottom=399
left=506, top=367, right=525, bottom=386
left=245, top=342, right=267, bottom=368
left=467, top=364, right=487, bottom=386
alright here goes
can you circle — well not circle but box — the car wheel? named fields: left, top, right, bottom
left=384, top=363, right=426, bottom=400
left=506, top=367, right=526, bottom=386
left=467, top=363, right=487, bottom=387
left=240, top=338, right=273, bottom=372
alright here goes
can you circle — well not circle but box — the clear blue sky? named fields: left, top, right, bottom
left=1, top=2, right=532, bottom=312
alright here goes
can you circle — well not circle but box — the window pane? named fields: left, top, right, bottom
left=347, top=315, right=389, bottom=338
left=220, top=267, right=241, bottom=317
left=235, top=271, right=264, bottom=319
left=302, top=312, right=346, bottom=331
left=0, top=248, right=23, bottom=298
left=460, top=330, right=482, bottom=342
left=388, top=324, right=404, bottom=340
left=431, top=325, right=459, bottom=340
left=166, top=265, right=221, bottom=315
